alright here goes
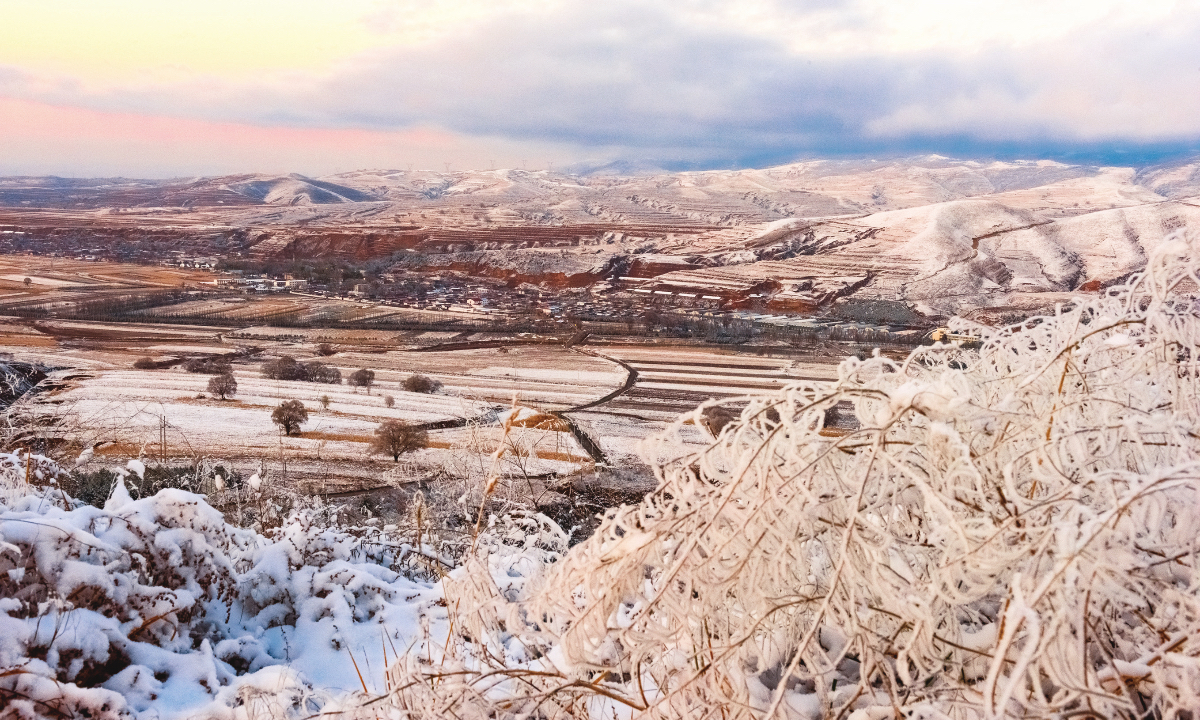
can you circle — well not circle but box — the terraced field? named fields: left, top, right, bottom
left=592, top=345, right=838, bottom=419
left=565, top=345, right=841, bottom=465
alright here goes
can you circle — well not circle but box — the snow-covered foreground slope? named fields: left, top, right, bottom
left=0, top=455, right=454, bottom=719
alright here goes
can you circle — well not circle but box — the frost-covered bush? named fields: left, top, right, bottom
left=0, top=457, right=445, bottom=720
left=62, top=464, right=233, bottom=509
left=386, top=237, right=1200, bottom=718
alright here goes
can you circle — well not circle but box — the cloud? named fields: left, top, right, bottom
left=1, top=0, right=1199, bottom=172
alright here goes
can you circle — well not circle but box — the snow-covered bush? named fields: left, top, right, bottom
left=385, top=236, right=1200, bottom=718
left=0, top=458, right=445, bottom=720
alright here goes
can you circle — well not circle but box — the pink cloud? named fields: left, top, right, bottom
left=0, top=98, right=535, bottom=176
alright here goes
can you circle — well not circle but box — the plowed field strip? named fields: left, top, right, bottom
left=636, top=372, right=831, bottom=386
left=617, top=358, right=793, bottom=371
left=612, top=391, right=735, bottom=406
left=624, top=364, right=792, bottom=376
left=627, top=360, right=837, bottom=377
left=638, top=374, right=796, bottom=386
left=636, top=382, right=786, bottom=394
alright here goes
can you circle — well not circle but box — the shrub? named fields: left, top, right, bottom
left=132, top=356, right=157, bottom=369
left=349, top=367, right=376, bottom=393
left=271, top=400, right=308, bottom=435
left=183, top=356, right=232, bottom=374
left=0, top=453, right=439, bottom=719
left=385, top=240, right=1200, bottom=719
left=61, top=463, right=239, bottom=507
left=403, top=373, right=442, bottom=394
left=315, top=342, right=337, bottom=356
left=207, top=372, right=237, bottom=400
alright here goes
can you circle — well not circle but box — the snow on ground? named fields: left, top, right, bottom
left=0, top=274, right=89, bottom=287
left=23, top=369, right=497, bottom=461
left=144, top=344, right=236, bottom=355
left=0, top=452, right=452, bottom=719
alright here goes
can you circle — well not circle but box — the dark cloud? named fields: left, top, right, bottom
left=286, top=2, right=1200, bottom=165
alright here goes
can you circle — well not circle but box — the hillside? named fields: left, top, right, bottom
left=0, top=156, right=1197, bottom=316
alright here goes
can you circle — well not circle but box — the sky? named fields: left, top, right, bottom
left=1, top=0, right=1198, bottom=177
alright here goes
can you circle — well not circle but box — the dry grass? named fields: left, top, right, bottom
left=300, top=430, right=374, bottom=443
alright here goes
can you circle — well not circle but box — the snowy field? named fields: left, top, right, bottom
left=24, top=368, right=495, bottom=460
left=4, top=316, right=849, bottom=494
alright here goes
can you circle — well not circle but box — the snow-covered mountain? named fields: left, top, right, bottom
left=1, top=156, right=1197, bottom=315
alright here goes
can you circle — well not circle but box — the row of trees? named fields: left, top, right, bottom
left=261, top=356, right=441, bottom=395
left=270, top=399, right=426, bottom=461
left=129, top=353, right=444, bottom=404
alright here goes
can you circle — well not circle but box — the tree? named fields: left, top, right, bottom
left=261, top=356, right=341, bottom=384
left=403, top=373, right=442, bottom=394
left=316, top=342, right=337, bottom=356
left=207, top=372, right=237, bottom=400
left=261, top=356, right=304, bottom=380
left=383, top=394, right=395, bottom=408
left=271, top=400, right=308, bottom=435
left=318, top=394, right=331, bottom=410
left=184, top=357, right=232, bottom=374
left=304, top=362, right=342, bottom=384
left=22, top=277, right=31, bottom=286
left=370, top=420, right=427, bottom=461
left=349, top=368, right=376, bottom=394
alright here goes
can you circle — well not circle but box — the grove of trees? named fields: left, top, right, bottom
left=260, top=356, right=341, bottom=384
left=183, top=357, right=232, bottom=374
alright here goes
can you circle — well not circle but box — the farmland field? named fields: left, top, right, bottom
left=3, top=312, right=846, bottom=494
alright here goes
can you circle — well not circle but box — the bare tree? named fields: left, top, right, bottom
left=207, top=372, right=237, bottom=400
left=271, top=400, right=308, bottom=436
left=370, top=420, right=427, bottom=461
left=349, top=368, right=376, bottom=394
